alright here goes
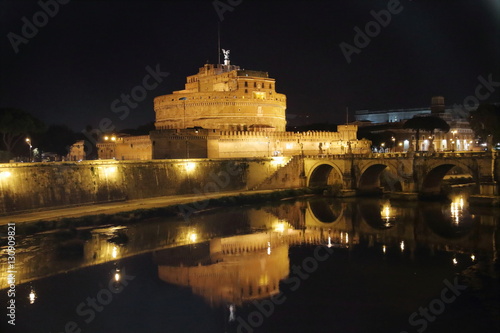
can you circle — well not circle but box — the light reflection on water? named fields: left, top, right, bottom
left=0, top=191, right=498, bottom=332
left=0, top=193, right=492, bottom=292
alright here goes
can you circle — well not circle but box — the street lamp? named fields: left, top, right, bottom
left=25, top=138, right=32, bottom=162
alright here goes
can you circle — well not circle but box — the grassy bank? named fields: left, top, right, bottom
left=13, top=188, right=322, bottom=236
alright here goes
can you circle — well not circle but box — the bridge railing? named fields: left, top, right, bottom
left=412, top=151, right=494, bottom=158
left=302, top=151, right=495, bottom=159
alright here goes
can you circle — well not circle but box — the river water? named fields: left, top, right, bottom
left=1, top=190, right=499, bottom=333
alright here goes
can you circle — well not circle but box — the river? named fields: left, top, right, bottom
left=1, top=189, right=499, bottom=333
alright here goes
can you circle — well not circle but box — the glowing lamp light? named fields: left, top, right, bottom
left=29, top=289, right=36, bottom=304
left=470, top=254, right=475, bottom=262
left=185, top=162, right=196, bottom=172
left=104, top=166, right=117, bottom=176
left=452, top=257, right=458, bottom=265
left=327, top=236, right=332, bottom=248
left=104, top=136, right=109, bottom=141
left=400, top=241, right=405, bottom=252
left=270, top=156, right=285, bottom=166
left=0, top=171, right=12, bottom=180
left=188, top=232, right=197, bottom=243
left=274, top=222, right=285, bottom=233
left=115, top=268, right=121, bottom=282
left=382, top=245, right=387, bottom=254
left=267, top=242, right=271, bottom=255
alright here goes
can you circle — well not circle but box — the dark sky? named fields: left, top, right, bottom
left=1, top=0, right=499, bottom=132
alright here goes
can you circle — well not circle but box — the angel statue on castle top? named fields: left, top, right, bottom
left=222, top=49, right=230, bottom=65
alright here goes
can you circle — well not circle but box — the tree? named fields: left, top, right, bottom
left=35, top=124, right=77, bottom=156
left=403, top=116, right=450, bottom=151
left=468, top=104, right=500, bottom=147
left=0, top=108, right=46, bottom=154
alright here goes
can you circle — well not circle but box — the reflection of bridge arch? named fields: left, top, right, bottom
left=418, top=201, right=477, bottom=239
left=307, top=162, right=343, bottom=187
left=420, top=163, right=475, bottom=195
left=358, top=163, right=402, bottom=193
left=307, top=199, right=344, bottom=224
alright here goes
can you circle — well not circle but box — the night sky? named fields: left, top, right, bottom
left=1, top=0, right=499, bottom=132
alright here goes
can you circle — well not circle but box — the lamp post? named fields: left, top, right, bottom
left=25, top=138, right=32, bottom=162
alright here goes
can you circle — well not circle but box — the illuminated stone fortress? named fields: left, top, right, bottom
left=97, top=51, right=370, bottom=160
left=155, top=50, right=286, bottom=131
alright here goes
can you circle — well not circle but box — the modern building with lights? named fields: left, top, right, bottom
left=354, top=96, right=477, bottom=152
left=95, top=53, right=370, bottom=160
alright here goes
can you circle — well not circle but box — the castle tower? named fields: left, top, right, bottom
left=431, top=96, right=445, bottom=114
left=153, top=53, right=287, bottom=131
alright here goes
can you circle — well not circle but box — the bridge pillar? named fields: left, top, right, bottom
left=479, top=182, right=498, bottom=196
left=400, top=181, right=416, bottom=193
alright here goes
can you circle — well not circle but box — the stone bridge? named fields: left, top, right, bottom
left=257, top=151, right=499, bottom=197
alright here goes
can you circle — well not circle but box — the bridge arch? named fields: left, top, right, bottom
left=420, top=162, right=475, bottom=195
left=307, top=162, right=343, bottom=187
left=358, top=163, right=402, bottom=193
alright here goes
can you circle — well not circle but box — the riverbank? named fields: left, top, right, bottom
left=1, top=188, right=320, bottom=235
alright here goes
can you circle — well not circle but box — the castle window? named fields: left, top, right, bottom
left=244, top=81, right=248, bottom=87
left=245, top=89, right=248, bottom=93
left=269, top=83, right=272, bottom=89
left=254, top=82, right=256, bottom=88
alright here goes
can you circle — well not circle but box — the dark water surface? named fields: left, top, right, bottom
left=1, top=191, right=499, bottom=333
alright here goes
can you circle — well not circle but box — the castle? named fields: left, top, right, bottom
left=97, top=52, right=370, bottom=160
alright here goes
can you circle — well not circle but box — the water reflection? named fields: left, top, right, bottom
left=358, top=199, right=399, bottom=229
left=156, top=236, right=291, bottom=306
left=28, top=286, right=36, bottom=304
left=450, top=195, right=465, bottom=225
left=0, top=192, right=496, bottom=293
left=420, top=195, right=477, bottom=239
left=306, top=199, right=343, bottom=223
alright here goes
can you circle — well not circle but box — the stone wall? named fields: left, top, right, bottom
left=0, top=158, right=290, bottom=215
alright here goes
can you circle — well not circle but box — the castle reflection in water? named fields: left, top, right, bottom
left=1, top=192, right=498, bottom=308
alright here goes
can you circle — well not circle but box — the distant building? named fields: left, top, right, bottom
left=67, top=140, right=86, bottom=161
left=96, top=53, right=370, bottom=160
left=355, top=96, right=477, bottom=152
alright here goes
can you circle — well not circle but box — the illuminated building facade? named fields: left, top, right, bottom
left=155, top=62, right=287, bottom=131
left=97, top=53, right=370, bottom=160
left=354, top=96, right=477, bottom=152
